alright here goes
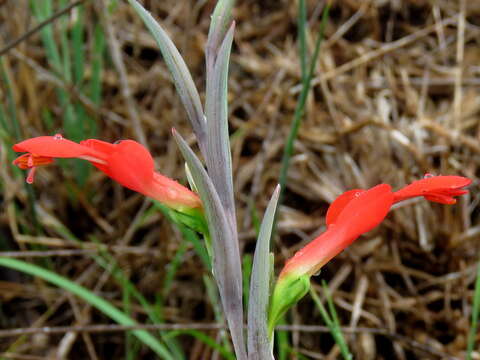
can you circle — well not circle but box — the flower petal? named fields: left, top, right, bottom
left=334, top=184, right=393, bottom=242
left=325, top=189, right=365, bottom=226
left=13, top=136, right=101, bottom=159
left=105, top=140, right=154, bottom=193
left=393, top=175, right=471, bottom=203
left=280, top=184, right=393, bottom=278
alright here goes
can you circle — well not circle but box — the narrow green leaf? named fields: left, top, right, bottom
left=310, top=284, right=352, bottom=360
left=127, top=0, right=206, bottom=154
left=172, top=129, right=247, bottom=360
left=248, top=185, right=280, bottom=359
left=0, top=257, right=174, bottom=359
left=277, top=3, right=330, bottom=209
left=207, top=0, right=235, bottom=65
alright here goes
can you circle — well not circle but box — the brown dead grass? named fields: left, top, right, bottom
left=1, top=0, right=480, bottom=359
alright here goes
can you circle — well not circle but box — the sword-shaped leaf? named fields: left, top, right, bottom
left=127, top=0, right=206, bottom=155
left=248, top=185, right=280, bottom=360
left=207, top=0, right=235, bottom=66
left=205, top=23, right=236, bottom=232
left=172, top=129, right=247, bottom=360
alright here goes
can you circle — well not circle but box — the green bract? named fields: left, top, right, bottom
left=268, top=273, right=311, bottom=337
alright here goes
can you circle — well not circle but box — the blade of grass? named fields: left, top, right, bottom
left=90, top=24, right=106, bottom=106
left=122, top=273, right=137, bottom=360
left=0, top=257, right=174, bottom=359
left=33, top=207, right=184, bottom=358
left=275, top=317, right=290, bottom=360
left=277, top=2, right=330, bottom=207
left=298, top=0, right=307, bottom=82
left=466, top=260, right=480, bottom=360
left=242, top=254, right=253, bottom=313
left=310, top=283, right=352, bottom=360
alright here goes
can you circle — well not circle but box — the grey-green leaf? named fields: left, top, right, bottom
left=247, top=185, right=280, bottom=360
left=205, top=23, right=236, bottom=233
left=172, top=129, right=247, bottom=360
left=127, top=0, right=206, bottom=154
left=207, top=0, right=235, bottom=65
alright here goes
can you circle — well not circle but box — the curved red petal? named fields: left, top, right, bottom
left=393, top=176, right=471, bottom=202
left=334, top=184, right=394, bottom=241
left=12, top=135, right=105, bottom=158
left=280, top=184, right=394, bottom=278
left=13, top=136, right=97, bottom=158
left=326, top=189, right=365, bottom=226
left=80, top=139, right=117, bottom=175
left=106, top=140, right=154, bottom=193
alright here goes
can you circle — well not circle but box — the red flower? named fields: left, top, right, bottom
left=280, top=184, right=394, bottom=278
left=279, top=175, right=471, bottom=278
left=12, top=135, right=201, bottom=211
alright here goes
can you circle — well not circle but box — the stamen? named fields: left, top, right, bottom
left=27, top=155, right=34, bottom=167
left=26, top=167, right=36, bottom=184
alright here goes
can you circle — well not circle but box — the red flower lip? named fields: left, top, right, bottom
left=392, top=175, right=472, bottom=204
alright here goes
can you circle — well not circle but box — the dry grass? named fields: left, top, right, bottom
left=1, top=0, right=480, bottom=359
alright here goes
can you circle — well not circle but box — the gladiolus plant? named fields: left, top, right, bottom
left=3, top=0, right=475, bottom=359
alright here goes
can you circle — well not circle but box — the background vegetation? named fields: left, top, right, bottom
left=0, top=0, right=479, bottom=359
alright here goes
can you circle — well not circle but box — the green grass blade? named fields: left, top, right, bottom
left=71, top=3, right=85, bottom=85
left=0, top=257, right=174, bottom=359
left=242, top=254, right=253, bottom=312
left=90, top=24, right=106, bottom=106
left=467, top=260, right=480, bottom=360
left=298, top=0, right=308, bottom=82
left=0, top=59, right=21, bottom=141
left=275, top=317, right=290, bottom=360
left=310, top=284, right=352, bottom=360
left=278, top=3, right=330, bottom=206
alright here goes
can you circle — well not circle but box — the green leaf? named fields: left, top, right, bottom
left=172, top=130, right=247, bottom=360
left=205, top=23, right=236, bottom=233
left=207, top=0, right=235, bottom=65
left=127, top=0, right=206, bottom=154
left=248, top=185, right=280, bottom=359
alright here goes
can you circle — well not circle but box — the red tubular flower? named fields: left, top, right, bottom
left=12, top=135, right=201, bottom=212
left=270, top=174, right=471, bottom=334
left=279, top=184, right=394, bottom=278
left=278, top=175, right=472, bottom=279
